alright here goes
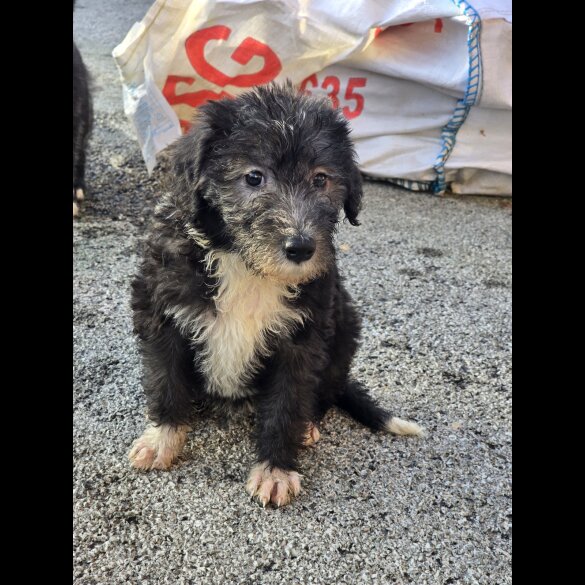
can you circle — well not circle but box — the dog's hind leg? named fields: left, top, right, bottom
left=336, top=379, right=423, bottom=436
left=129, top=317, right=198, bottom=471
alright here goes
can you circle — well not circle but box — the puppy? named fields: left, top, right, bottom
left=73, top=38, right=93, bottom=217
left=129, top=83, right=422, bottom=507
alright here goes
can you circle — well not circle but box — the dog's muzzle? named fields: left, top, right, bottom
left=284, top=235, right=316, bottom=264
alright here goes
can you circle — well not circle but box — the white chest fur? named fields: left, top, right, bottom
left=167, top=252, right=305, bottom=399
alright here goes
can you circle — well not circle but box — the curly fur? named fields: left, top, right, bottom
left=130, top=83, right=422, bottom=505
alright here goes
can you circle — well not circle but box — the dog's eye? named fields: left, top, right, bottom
left=245, top=170, right=264, bottom=187
left=313, top=173, right=328, bottom=188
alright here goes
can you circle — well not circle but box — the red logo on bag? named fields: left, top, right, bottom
left=162, top=76, right=233, bottom=108
left=185, top=25, right=282, bottom=87
left=162, top=75, right=234, bottom=132
left=162, top=25, right=283, bottom=130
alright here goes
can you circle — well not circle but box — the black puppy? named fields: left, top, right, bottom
left=73, top=37, right=92, bottom=217
left=129, top=83, right=422, bottom=506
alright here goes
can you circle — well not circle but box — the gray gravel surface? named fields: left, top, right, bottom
left=73, top=2, right=512, bottom=583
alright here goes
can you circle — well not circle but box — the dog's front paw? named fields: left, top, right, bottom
left=128, top=424, right=189, bottom=470
left=246, top=462, right=301, bottom=507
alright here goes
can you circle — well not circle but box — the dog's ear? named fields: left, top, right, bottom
left=171, top=100, right=237, bottom=201
left=168, top=106, right=234, bottom=247
left=344, top=163, right=363, bottom=226
left=171, top=116, right=213, bottom=201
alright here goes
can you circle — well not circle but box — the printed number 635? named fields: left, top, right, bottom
left=300, top=75, right=367, bottom=120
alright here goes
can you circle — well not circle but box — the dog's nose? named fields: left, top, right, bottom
left=284, top=236, right=316, bottom=263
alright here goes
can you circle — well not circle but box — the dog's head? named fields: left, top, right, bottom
left=170, top=82, right=363, bottom=284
